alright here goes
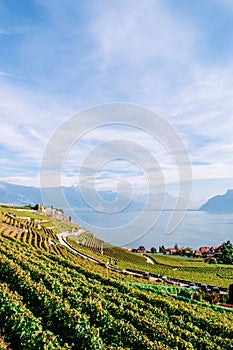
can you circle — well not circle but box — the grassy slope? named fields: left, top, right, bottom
left=146, top=253, right=233, bottom=287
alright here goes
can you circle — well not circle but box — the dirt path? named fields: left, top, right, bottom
left=144, top=255, right=154, bottom=264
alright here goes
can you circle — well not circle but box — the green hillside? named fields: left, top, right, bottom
left=0, top=205, right=233, bottom=349
left=67, top=232, right=233, bottom=288
left=67, top=232, right=147, bottom=269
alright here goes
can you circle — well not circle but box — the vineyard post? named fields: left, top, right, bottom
left=101, top=242, right=104, bottom=255
left=106, top=261, right=109, bottom=278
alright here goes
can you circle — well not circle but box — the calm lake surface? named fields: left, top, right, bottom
left=69, top=209, right=233, bottom=250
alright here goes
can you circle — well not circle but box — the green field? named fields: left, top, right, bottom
left=145, top=253, right=233, bottom=287
left=147, top=254, right=205, bottom=266
left=1, top=206, right=233, bottom=349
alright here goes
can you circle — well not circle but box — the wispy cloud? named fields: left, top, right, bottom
left=0, top=0, right=233, bottom=203
left=0, top=71, right=19, bottom=79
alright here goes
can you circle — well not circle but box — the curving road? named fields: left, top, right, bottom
left=57, top=231, right=100, bottom=264
left=57, top=231, right=228, bottom=293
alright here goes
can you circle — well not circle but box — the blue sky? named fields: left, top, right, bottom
left=1, top=0, right=233, bottom=207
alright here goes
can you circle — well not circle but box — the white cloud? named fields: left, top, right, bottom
left=1, top=0, right=233, bottom=204
left=0, top=175, right=40, bottom=187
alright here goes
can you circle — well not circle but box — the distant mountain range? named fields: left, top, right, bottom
left=199, top=189, right=233, bottom=212
left=0, top=182, right=42, bottom=206
left=2, top=181, right=233, bottom=213
left=0, top=181, right=179, bottom=211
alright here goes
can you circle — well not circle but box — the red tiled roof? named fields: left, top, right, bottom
left=199, top=246, right=211, bottom=253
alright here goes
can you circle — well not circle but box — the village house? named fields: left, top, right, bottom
left=199, top=246, right=221, bottom=255
left=199, top=246, right=211, bottom=254
left=194, top=250, right=202, bottom=257
left=165, top=247, right=195, bottom=256
left=123, top=246, right=133, bottom=252
left=165, top=248, right=178, bottom=255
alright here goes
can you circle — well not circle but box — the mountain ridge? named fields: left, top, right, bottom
left=199, top=189, right=233, bottom=212
left=0, top=181, right=180, bottom=211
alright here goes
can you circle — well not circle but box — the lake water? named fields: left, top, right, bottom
left=67, top=209, right=233, bottom=250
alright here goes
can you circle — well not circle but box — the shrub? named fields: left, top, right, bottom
left=205, top=292, right=220, bottom=304
left=209, top=257, right=217, bottom=264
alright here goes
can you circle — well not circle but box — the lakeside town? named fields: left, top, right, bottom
left=125, top=240, right=233, bottom=264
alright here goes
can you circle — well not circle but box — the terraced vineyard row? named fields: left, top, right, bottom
left=0, top=210, right=60, bottom=251
left=0, top=283, right=66, bottom=349
left=75, top=230, right=105, bottom=251
left=1, top=208, right=233, bottom=348
left=68, top=234, right=147, bottom=267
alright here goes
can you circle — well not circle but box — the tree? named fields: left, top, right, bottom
left=214, top=241, right=233, bottom=264
left=151, top=247, right=157, bottom=254
left=138, top=246, right=146, bottom=252
left=159, top=245, right=166, bottom=254
left=189, top=250, right=194, bottom=258
left=181, top=249, right=186, bottom=257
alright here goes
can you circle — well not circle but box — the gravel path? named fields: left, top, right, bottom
left=144, top=255, right=155, bottom=264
